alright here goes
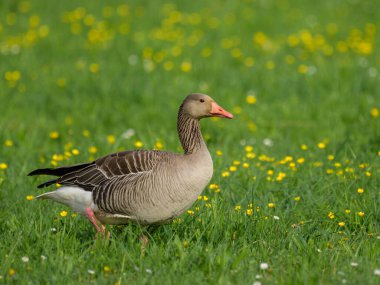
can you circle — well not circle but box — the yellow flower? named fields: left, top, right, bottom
left=371, top=108, right=380, bottom=118
left=235, top=205, right=241, bottom=211
left=216, top=150, right=223, bottom=156
left=60, top=210, right=68, bottom=217
left=276, top=172, right=286, bottom=181
left=155, top=141, right=164, bottom=150
left=338, top=222, right=345, bottom=227
left=327, top=155, right=335, bottom=161
left=49, top=131, right=59, bottom=139
left=8, top=268, right=16, bottom=277
left=4, top=139, right=13, bottom=147
left=365, top=171, right=371, bottom=177
left=326, top=169, right=334, bottom=174
left=328, top=212, right=335, bottom=219
left=298, top=64, right=308, bottom=74
left=357, top=211, right=365, bottom=217
left=103, top=266, right=111, bottom=273
left=294, top=196, right=301, bottom=201
left=0, top=163, right=8, bottom=170
left=222, top=171, right=230, bottom=177
left=107, top=135, right=115, bottom=144
left=203, top=196, right=209, bottom=201
left=244, top=145, right=253, bottom=152
left=242, top=163, right=249, bottom=169
left=89, top=63, right=100, bottom=73
left=267, top=203, right=275, bottom=208
left=187, top=210, right=194, bottom=215
left=246, top=95, right=257, bottom=105
left=72, top=149, right=80, bottom=155
left=317, top=142, right=326, bottom=149
left=209, top=184, right=218, bottom=190
left=300, top=144, right=308, bottom=150
left=357, top=188, right=364, bottom=194
left=246, top=209, right=253, bottom=216
left=229, top=166, right=237, bottom=172
left=267, top=170, right=274, bottom=176
left=82, top=130, right=91, bottom=137
left=26, top=195, right=34, bottom=201
left=134, top=140, right=143, bottom=148
left=345, top=209, right=351, bottom=214
left=297, top=157, right=305, bottom=164
left=88, top=146, right=98, bottom=154
left=180, top=61, right=192, bottom=72
left=197, top=196, right=202, bottom=200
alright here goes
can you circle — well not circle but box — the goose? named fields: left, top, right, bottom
left=28, top=93, right=233, bottom=236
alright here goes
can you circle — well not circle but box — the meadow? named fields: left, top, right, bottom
left=0, top=0, right=379, bottom=284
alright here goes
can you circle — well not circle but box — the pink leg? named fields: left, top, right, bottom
left=85, top=208, right=110, bottom=238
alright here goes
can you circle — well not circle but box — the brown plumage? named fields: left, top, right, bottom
left=28, top=93, right=233, bottom=235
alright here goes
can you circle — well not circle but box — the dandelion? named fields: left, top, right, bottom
left=88, top=146, right=97, bottom=154
left=294, top=196, right=301, bottom=201
left=338, top=222, right=345, bottom=227
left=134, top=140, right=143, bottom=148
left=180, top=61, right=192, bottom=72
left=8, top=268, right=15, bottom=277
left=246, top=95, right=257, bottom=105
left=259, top=262, right=269, bottom=270
left=216, top=150, right=223, bottom=156
left=222, top=171, right=230, bottom=177
left=345, top=209, right=351, bottom=214
left=103, top=266, right=111, bottom=273
left=60, top=210, right=68, bottom=217
left=49, top=131, right=59, bottom=139
left=268, top=203, right=275, bottom=208
left=328, top=212, right=335, bottom=219
left=72, top=149, right=80, bottom=155
left=0, top=163, right=8, bottom=170
left=154, top=141, right=164, bottom=150
left=107, top=135, right=115, bottom=144
left=203, top=196, right=209, bottom=201
left=209, top=184, right=218, bottom=190
left=187, top=210, right=194, bottom=215
left=357, top=188, right=364, bottom=194
left=297, top=157, right=305, bottom=164
left=242, top=163, right=249, bottom=168
left=235, top=205, right=241, bottom=211
left=357, top=211, right=365, bottom=217
left=82, top=130, right=91, bottom=137
left=300, top=144, right=308, bottom=150
left=246, top=209, right=253, bottom=216
left=4, top=139, right=13, bottom=147
left=229, top=166, right=237, bottom=172
left=89, top=63, right=100, bottom=73
left=371, top=107, right=380, bottom=118
left=317, top=142, right=326, bottom=149
left=327, top=155, right=335, bottom=161
left=26, top=195, right=34, bottom=201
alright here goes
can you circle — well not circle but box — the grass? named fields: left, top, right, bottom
left=0, top=0, right=380, bottom=284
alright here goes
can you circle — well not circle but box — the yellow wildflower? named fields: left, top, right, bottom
left=245, top=145, right=253, bottom=152
left=357, top=188, right=364, bottom=194
left=107, top=135, right=115, bottom=144
left=246, top=209, right=253, bottom=216
left=365, top=171, right=371, bottom=177
left=49, top=131, right=59, bottom=139
left=134, top=140, right=143, bottom=148
left=103, top=266, right=111, bottom=273
left=222, top=171, right=230, bottom=177
left=8, top=268, right=15, bottom=277
left=268, top=203, right=275, bottom=208
left=180, top=61, right=192, bottom=72
left=60, top=210, right=68, bottom=217
left=357, top=211, right=365, bottom=217
left=317, top=142, right=326, bottom=149
left=4, top=139, right=13, bottom=147
left=326, top=169, right=334, bottom=174
left=229, top=166, right=237, bottom=172
left=235, top=205, right=241, bottom=211
left=297, top=157, right=305, bottom=164
left=187, top=210, right=194, bottom=215
left=82, top=130, right=91, bottom=137
left=242, top=163, right=249, bottom=168
left=89, top=63, right=100, bottom=73
left=338, top=222, right=345, bottom=227
left=294, top=196, right=301, bottom=201
left=300, top=144, right=308, bottom=150
left=327, top=155, right=335, bottom=161
left=88, top=146, right=97, bottom=154
left=0, top=163, right=8, bottom=170
left=72, top=149, right=80, bottom=155
left=26, top=195, right=34, bottom=201
left=246, top=95, right=257, bottom=105
left=345, top=209, right=351, bottom=214
left=209, top=184, right=218, bottom=190
left=216, top=150, right=223, bottom=156
left=328, top=212, right=335, bottom=219
left=203, top=196, right=209, bottom=201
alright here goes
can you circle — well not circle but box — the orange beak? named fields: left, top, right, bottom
left=210, top=101, right=233, bottom=119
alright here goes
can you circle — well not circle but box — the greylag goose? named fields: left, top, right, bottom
left=28, top=94, right=233, bottom=235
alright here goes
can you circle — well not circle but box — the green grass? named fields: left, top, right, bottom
left=1, top=0, right=380, bottom=284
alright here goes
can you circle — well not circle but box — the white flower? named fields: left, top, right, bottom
left=50, top=227, right=57, bottom=232
left=87, top=269, right=95, bottom=275
left=40, top=255, right=47, bottom=261
left=21, top=256, right=29, bottom=263
left=317, top=249, right=322, bottom=253
left=253, top=282, right=262, bottom=285
left=121, top=129, right=135, bottom=139
left=273, top=215, right=280, bottom=220
left=350, top=262, right=358, bottom=267
left=374, top=269, right=380, bottom=276
left=255, top=274, right=262, bottom=279
left=259, top=262, right=269, bottom=270
left=145, top=269, right=152, bottom=274
left=263, top=138, right=274, bottom=147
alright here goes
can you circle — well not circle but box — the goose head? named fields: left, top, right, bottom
left=181, top=93, right=233, bottom=120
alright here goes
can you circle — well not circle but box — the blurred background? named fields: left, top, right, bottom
left=1, top=0, right=379, bottom=158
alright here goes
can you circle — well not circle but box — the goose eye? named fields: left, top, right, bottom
left=200, top=99, right=205, bottom=103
